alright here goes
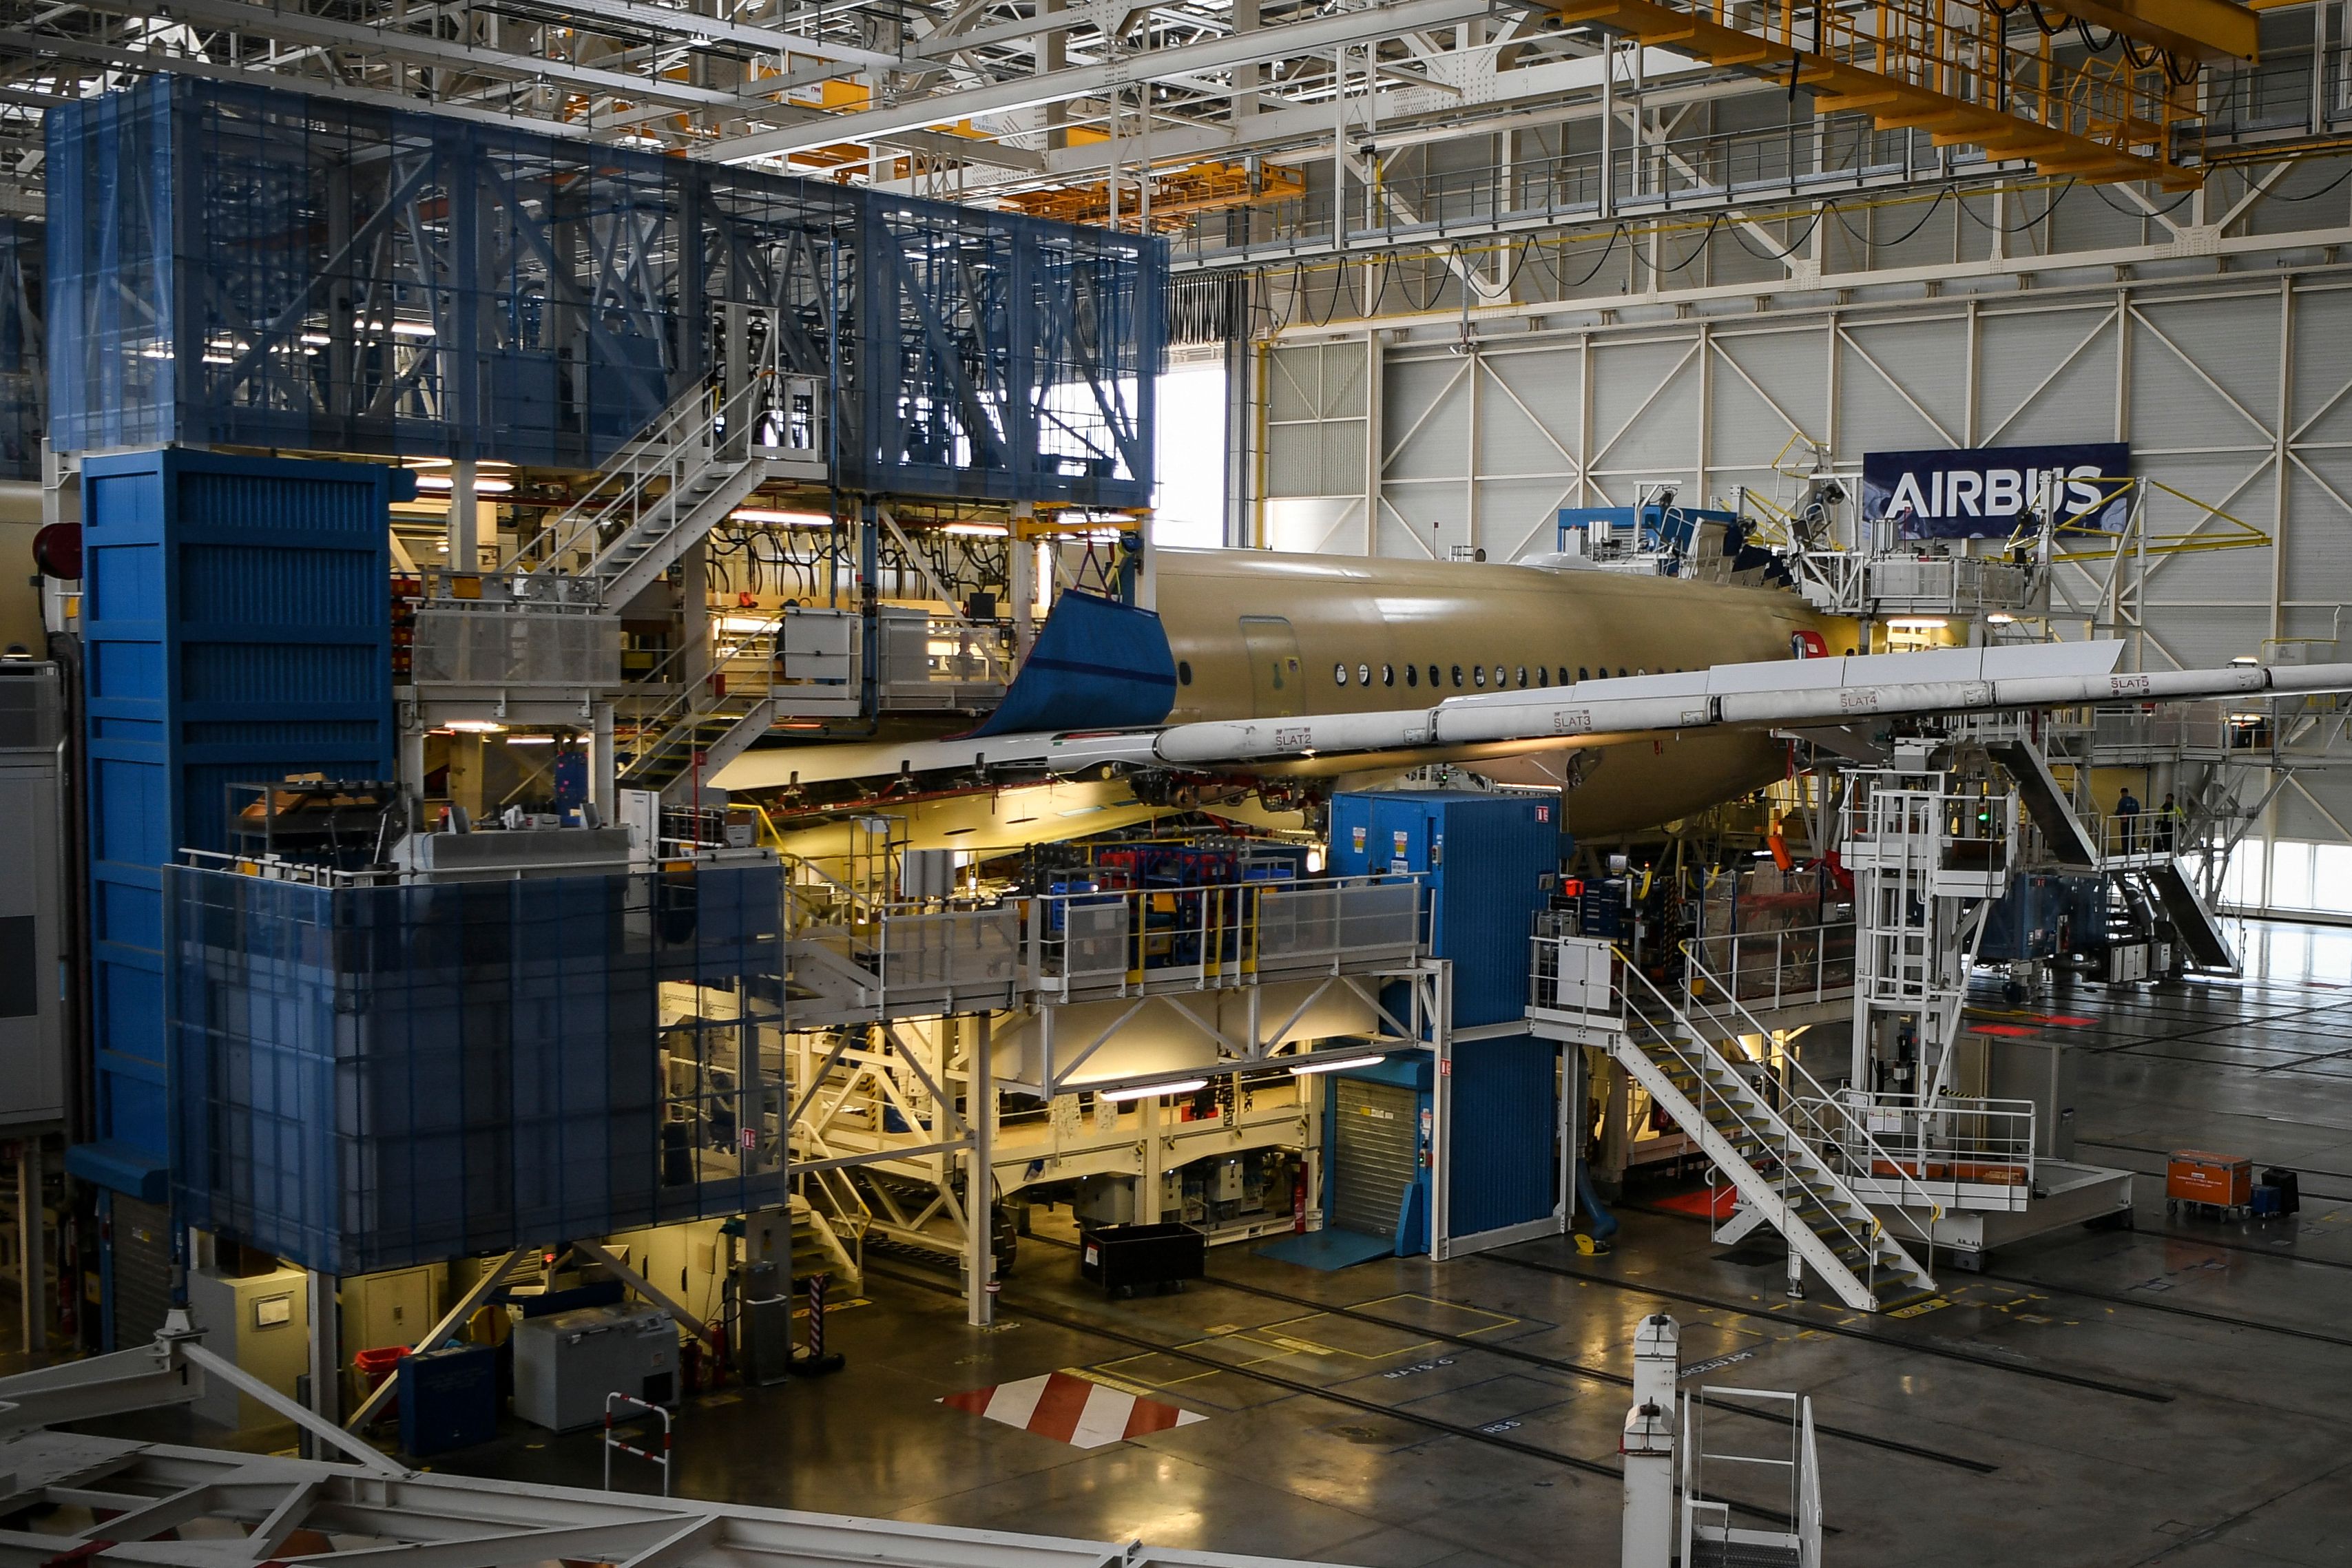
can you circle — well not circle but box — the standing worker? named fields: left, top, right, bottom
left=2116, top=786, right=2142, bottom=854
left=2158, top=793, right=2184, bottom=853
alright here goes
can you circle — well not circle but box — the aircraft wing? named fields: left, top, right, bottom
left=712, top=640, right=2352, bottom=791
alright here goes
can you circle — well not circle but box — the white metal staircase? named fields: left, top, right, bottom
left=503, top=365, right=820, bottom=608
left=1614, top=957, right=1940, bottom=1313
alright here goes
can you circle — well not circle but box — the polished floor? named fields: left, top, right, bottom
left=117, top=921, right=2352, bottom=1565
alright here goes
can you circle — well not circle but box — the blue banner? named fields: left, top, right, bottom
left=1862, top=443, right=2130, bottom=539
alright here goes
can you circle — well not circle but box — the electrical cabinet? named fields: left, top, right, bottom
left=186, top=1263, right=309, bottom=1430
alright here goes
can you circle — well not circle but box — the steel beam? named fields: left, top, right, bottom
left=699, top=0, right=1511, bottom=162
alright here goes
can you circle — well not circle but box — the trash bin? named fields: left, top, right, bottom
left=353, top=1346, right=410, bottom=1421
left=1079, top=1222, right=1206, bottom=1297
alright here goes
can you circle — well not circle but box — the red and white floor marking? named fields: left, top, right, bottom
left=941, top=1370, right=1207, bottom=1449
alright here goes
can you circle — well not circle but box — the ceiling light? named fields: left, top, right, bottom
left=1096, top=1078, right=1207, bottom=1102
left=503, top=735, right=555, bottom=745
left=1288, top=1054, right=1387, bottom=1076
left=415, top=475, right=515, bottom=494
left=733, top=507, right=837, bottom=527
left=444, top=720, right=506, bottom=733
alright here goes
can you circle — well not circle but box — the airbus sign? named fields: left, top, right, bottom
left=1861, top=442, right=2131, bottom=540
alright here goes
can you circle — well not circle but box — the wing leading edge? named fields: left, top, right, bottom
left=712, top=640, right=2352, bottom=791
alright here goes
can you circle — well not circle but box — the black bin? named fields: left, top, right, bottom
left=399, top=1343, right=498, bottom=1458
left=2262, top=1167, right=2301, bottom=1216
left=1079, top=1222, right=1207, bottom=1297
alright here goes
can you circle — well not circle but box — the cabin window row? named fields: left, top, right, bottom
left=1328, top=663, right=1671, bottom=689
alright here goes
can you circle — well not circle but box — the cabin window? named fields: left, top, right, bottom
left=1578, top=667, right=1590, bottom=682
left=1618, top=667, right=1629, bottom=678
left=1382, top=664, right=1395, bottom=687
left=1537, top=667, right=1549, bottom=686
left=1450, top=665, right=1464, bottom=688
left=1472, top=666, right=1486, bottom=687
left=1358, top=663, right=1371, bottom=686
left=1515, top=666, right=1526, bottom=687
left=1177, top=660, right=1193, bottom=686
left=1406, top=664, right=1419, bottom=687
left=1334, top=663, right=1349, bottom=685
left=1636, top=668, right=1646, bottom=677
left=1430, top=665, right=1442, bottom=688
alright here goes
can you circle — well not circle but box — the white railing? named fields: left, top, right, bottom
left=1680, top=1386, right=1820, bottom=1568
left=1027, top=873, right=1421, bottom=996
left=1821, top=1090, right=2036, bottom=1211
left=786, top=874, right=1424, bottom=1018
left=1687, top=923, right=1857, bottom=1013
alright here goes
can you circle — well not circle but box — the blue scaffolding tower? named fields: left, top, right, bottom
left=45, top=76, right=1163, bottom=510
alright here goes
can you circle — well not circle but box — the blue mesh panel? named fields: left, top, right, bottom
left=170, top=864, right=789, bottom=1275
left=45, top=76, right=1163, bottom=508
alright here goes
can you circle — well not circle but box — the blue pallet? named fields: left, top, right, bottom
left=169, top=864, right=788, bottom=1275
left=74, top=449, right=395, bottom=1197
left=45, top=75, right=1163, bottom=509
left=1327, top=791, right=1560, bottom=1027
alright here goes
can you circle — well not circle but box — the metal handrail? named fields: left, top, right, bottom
left=505, top=355, right=778, bottom=585
left=615, top=611, right=791, bottom=779
left=1687, top=923, right=1857, bottom=1013
left=1649, top=943, right=1942, bottom=1286
left=1811, top=1089, right=2037, bottom=1191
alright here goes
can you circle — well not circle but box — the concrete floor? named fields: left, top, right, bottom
left=121, top=920, right=2352, bottom=1566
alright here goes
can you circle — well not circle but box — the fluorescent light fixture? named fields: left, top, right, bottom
left=415, top=475, right=515, bottom=494
left=443, top=720, right=506, bottom=733
left=1096, top=1078, right=1208, bottom=1102
left=504, top=735, right=555, bottom=745
left=941, top=522, right=1008, bottom=536
left=732, top=507, right=837, bottom=527
left=1986, top=613, right=2017, bottom=625
left=1288, top=1054, right=1387, bottom=1076
left=1886, top=617, right=1948, bottom=630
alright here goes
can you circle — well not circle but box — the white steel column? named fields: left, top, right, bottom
left=966, top=1014, right=996, bottom=1328
left=448, top=456, right=478, bottom=572
left=304, top=1269, right=340, bottom=1452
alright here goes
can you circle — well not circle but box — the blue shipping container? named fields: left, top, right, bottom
left=76, top=449, right=395, bottom=1199
left=1327, top=791, right=1559, bottom=1027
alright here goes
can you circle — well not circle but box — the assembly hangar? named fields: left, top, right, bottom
left=0, top=1, right=2349, bottom=1562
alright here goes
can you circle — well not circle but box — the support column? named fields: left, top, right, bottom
left=592, top=702, right=616, bottom=815
left=682, top=541, right=711, bottom=690
left=1010, top=504, right=1036, bottom=661
left=17, top=1140, right=42, bottom=1353
left=448, top=457, right=479, bottom=572
left=306, top=1269, right=340, bottom=1457
left=966, top=1014, right=995, bottom=1328
left=446, top=732, right=487, bottom=822
left=399, top=722, right=427, bottom=813
left=1136, top=1094, right=1164, bottom=1223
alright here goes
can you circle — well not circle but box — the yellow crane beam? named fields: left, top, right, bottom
left=1565, top=0, right=2209, bottom=189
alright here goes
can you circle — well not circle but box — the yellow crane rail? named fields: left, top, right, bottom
left=1563, top=0, right=2254, bottom=189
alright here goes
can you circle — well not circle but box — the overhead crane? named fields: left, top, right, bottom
left=1563, top=0, right=2261, bottom=189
